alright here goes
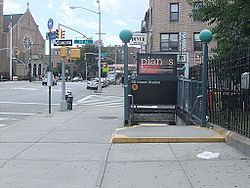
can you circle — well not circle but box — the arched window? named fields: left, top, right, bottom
left=33, top=64, right=37, bottom=76
left=38, top=64, right=42, bottom=76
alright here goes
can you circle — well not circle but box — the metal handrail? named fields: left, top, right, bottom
left=186, top=95, right=203, bottom=125
left=128, top=94, right=134, bottom=125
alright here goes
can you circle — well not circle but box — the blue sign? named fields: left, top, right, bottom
left=46, top=32, right=57, bottom=40
left=47, top=18, right=54, bottom=31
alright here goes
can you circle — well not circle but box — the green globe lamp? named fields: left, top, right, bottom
left=199, top=29, right=213, bottom=43
left=119, top=29, right=133, bottom=43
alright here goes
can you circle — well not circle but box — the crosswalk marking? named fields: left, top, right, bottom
left=77, top=95, right=124, bottom=108
left=0, top=112, right=36, bottom=116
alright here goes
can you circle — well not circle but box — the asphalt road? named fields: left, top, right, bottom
left=0, top=80, right=92, bottom=127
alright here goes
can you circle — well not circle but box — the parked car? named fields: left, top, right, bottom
left=72, top=76, right=83, bottom=82
left=87, top=78, right=99, bottom=90
left=87, top=77, right=107, bottom=89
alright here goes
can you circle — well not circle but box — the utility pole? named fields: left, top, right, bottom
left=9, top=15, right=13, bottom=81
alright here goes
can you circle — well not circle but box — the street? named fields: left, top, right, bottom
left=0, top=80, right=92, bottom=127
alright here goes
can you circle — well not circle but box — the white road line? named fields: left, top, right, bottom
left=12, top=87, right=37, bottom=91
left=0, top=112, right=35, bottom=116
left=0, top=124, right=8, bottom=128
left=0, top=101, right=60, bottom=106
left=0, top=117, right=19, bottom=121
left=77, top=95, right=93, bottom=103
left=77, top=95, right=123, bottom=107
left=80, top=103, right=123, bottom=107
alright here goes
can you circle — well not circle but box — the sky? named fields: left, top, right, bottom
left=3, top=0, right=149, bottom=46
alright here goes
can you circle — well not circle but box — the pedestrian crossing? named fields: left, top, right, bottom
left=77, top=95, right=124, bottom=108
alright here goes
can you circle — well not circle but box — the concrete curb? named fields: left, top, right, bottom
left=111, top=135, right=225, bottom=143
left=209, top=122, right=250, bottom=157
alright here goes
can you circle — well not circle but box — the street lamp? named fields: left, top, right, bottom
left=70, top=0, right=102, bottom=92
left=199, top=29, right=213, bottom=127
left=119, top=29, right=133, bottom=126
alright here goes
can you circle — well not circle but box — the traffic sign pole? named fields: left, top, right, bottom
left=48, top=33, right=52, bottom=114
left=47, top=18, right=54, bottom=114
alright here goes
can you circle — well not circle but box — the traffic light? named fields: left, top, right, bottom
left=70, top=49, right=80, bottom=59
left=55, top=29, right=62, bottom=39
left=15, top=49, right=20, bottom=58
left=60, top=47, right=67, bottom=58
left=61, top=30, right=65, bottom=39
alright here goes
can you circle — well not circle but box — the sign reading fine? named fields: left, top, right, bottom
left=130, top=33, right=147, bottom=45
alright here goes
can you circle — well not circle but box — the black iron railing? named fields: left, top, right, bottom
left=208, top=47, right=250, bottom=138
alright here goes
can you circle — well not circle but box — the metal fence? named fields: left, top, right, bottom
left=208, top=47, right=250, bottom=138
left=177, top=78, right=203, bottom=124
left=178, top=47, right=250, bottom=138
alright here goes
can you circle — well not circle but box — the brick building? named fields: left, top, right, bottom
left=141, top=0, right=216, bottom=76
left=0, top=1, right=45, bottom=80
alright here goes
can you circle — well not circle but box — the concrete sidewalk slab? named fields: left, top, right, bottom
left=112, top=124, right=225, bottom=143
left=0, top=160, right=102, bottom=188
left=181, top=160, right=250, bottom=188
left=170, top=143, right=249, bottom=161
left=15, top=143, right=110, bottom=161
left=109, top=143, right=177, bottom=162
left=101, top=161, right=192, bottom=188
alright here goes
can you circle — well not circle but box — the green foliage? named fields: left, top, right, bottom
left=188, top=0, right=250, bottom=57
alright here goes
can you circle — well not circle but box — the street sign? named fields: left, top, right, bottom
left=130, top=33, right=147, bottom=45
left=74, top=39, right=93, bottom=44
left=54, top=39, right=73, bottom=46
left=46, top=31, right=57, bottom=40
left=101, top=53, right=108, bottom=57
left=47, top=18, right=54, bottom=31
left=95, top=40, right=103, bottom=45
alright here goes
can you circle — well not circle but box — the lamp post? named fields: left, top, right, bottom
left=199, top=29, right=213, bottom=127
left=119, top=29, right=133, bottom=126
left=70, top=0, right=102, bottom=92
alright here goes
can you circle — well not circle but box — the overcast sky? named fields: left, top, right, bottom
left=3, top=0, right=149, bottom=46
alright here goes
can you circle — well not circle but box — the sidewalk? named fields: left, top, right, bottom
left=0, top=85, right=249, bottom=188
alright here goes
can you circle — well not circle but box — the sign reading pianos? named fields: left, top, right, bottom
left=137, top=53, right=177, bottom=76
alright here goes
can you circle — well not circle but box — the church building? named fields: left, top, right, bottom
left=0, top=0, right=45, bottom=80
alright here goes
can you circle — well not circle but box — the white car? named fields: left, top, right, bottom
left=87, top=78, right=99, bottom=90
left=72, top=76, right=83, bottom=82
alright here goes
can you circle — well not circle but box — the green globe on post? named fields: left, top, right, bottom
left=119, top=29, right=133, bottom=126
left=199, top=29, right=213, bottom=43
left=119, top=29, right=133, bottom=43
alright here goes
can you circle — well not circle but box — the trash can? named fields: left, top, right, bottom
left=65, top=91, right=73, bottom=110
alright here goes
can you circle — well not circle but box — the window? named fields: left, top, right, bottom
left=170, top=3, right=179, bottom=21
left=161, top=33, right=179, bottom=51
left=193, top=2, right=203, bottom=21
left=150, top=8, right=153, bottom=25
left=194, top=32, right=202, bottom=51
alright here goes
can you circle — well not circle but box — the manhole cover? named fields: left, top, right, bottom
left=99, top=116, right=118, bottom=120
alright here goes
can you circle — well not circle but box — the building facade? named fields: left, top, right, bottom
left=0, top=1, right=45, bottom=80
left=141, top=0, right=216, bottom=76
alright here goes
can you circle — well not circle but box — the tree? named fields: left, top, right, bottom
left=75, top=44, right=98, bottom=79
left=188, top=0, right=250, bottom=57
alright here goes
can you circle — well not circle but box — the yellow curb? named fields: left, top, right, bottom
left=112, top=136, right=225, bottom=143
